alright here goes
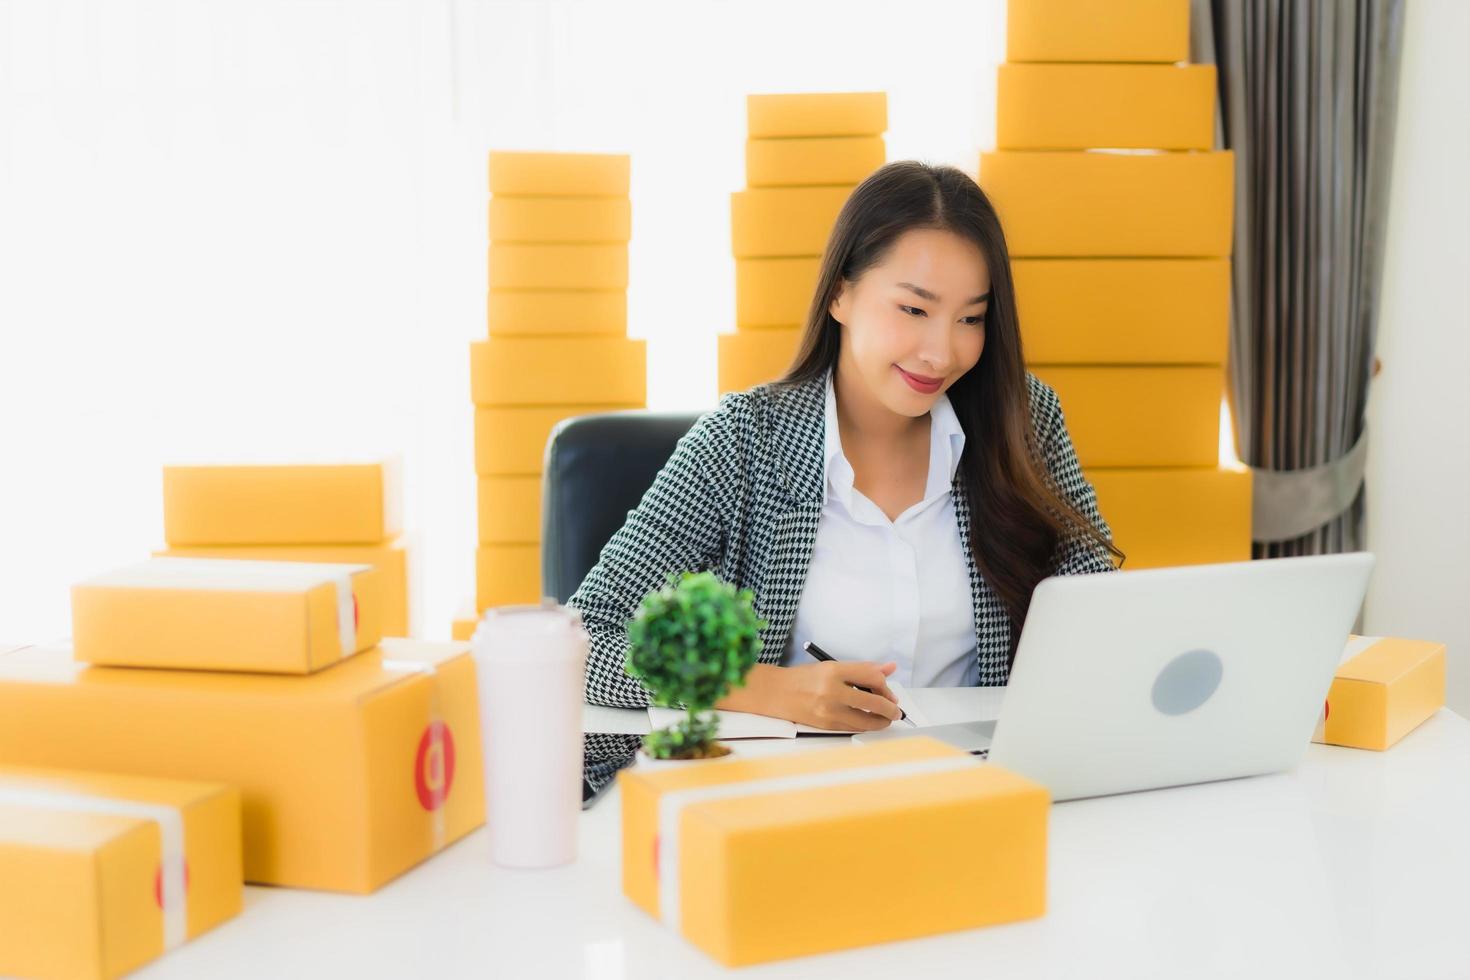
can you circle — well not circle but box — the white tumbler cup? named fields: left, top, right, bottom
left=471, top=599, right=588, bottom=869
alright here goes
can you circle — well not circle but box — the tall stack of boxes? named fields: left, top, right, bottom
left=986, top=0, right=1251, bottom=568
left=720, top=93, right=888, bottom=395
left=156, top=461, right=413, bottom=636
left=470, top=152, right=647, bottom=625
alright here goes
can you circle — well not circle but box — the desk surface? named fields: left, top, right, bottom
left=141, top=709, right=1470, bottom=980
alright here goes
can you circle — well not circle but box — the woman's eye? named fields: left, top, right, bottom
left=900, top=305, right=926, bottom=317
left=963, top=316, right=986, bottom=326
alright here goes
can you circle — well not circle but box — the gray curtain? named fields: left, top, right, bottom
left=1192, top=0, right=1406, bottom=557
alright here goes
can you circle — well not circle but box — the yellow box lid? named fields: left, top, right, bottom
left=1338, top=636, right=1447, bottom=686
left=0, top=638, right=467, bottom=706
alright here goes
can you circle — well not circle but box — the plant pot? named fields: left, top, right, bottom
left=635, top=744, right=737, bottom=770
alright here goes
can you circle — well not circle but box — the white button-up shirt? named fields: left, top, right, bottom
left=779, top=367, right=979, bottom=687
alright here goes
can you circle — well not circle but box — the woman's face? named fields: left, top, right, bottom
left=829, top=227, right=990, bottom=418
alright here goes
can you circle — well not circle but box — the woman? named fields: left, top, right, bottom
left=573, top=161, right=1122, bottom=769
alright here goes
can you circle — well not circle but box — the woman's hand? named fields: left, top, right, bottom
left=715, top=660, right=902, bottom=731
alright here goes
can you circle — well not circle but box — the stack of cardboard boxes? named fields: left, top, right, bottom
left=1, top=485, right=486, bottom=974
left=985, top=0, right=1252, bottom=568
left=719, top=93, right=888, bottom=395
left=467, top=152, right=648, bottom=629
left=156, top=461, right=413, bottom=635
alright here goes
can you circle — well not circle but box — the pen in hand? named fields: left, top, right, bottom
left=802, top=641, right=908, bottom=722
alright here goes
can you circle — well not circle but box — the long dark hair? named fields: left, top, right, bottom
left=772, top=161, right=1123, bottom=661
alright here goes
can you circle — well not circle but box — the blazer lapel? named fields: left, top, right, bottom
left=952, top=472, right=1013, bottom=684
left=752, top=376, right=826, bottom=662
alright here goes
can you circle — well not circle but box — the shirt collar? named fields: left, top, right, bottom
left=821, top=366, right=967, bottom=511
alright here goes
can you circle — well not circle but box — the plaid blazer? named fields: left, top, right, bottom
left=570, top=370, right=1115, bottom=718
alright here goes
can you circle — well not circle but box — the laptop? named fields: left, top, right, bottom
left=855, top=553, right=1375, bottom=802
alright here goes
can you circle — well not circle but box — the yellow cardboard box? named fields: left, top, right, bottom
left=620, top=737, right=1048, bottom=966
left=489, top=242, right=628, bottom=290
left=72, top=558, right=383, bottom=674
left=477, top=545, right=541, bottom=610
left=475, top=405, right=628, bottom=475
left=478, top=475, right=542, bottom=545
left=746, top=92, right=887, bottom=139
left=735, top=256, right=820, bottom=330
left=487, top=289, right=627, bottom=337
left=745, top=136, right=885, bottom=187
left=1016, top=258, right=1228, bottom=364
left=718, top=328, right=802, bottom=396
left=1032, top=366, right=1222, bottom=467
left=0, top=765, right=241, bottom=980
left=488, top=151, right=630, bottom=197
left=1313, top=636, right=1446, bottom=751
left=470, top=337, right=647, bottom=407
left=0, top=639, right=485, bottom=894
left=1006, top=0, right=1190, bottom=63
left=154, top=538, right=412, bottom=638
left=979, top=151, right=1234, bottom=257
left=997, top=63, right=1215, bottom=150
left=488, top=195, right=631, bottom=243
left=1087, top=466, right=1251, bottom=568
left=730, top=186, right=852, bottom=258
left=451, top=601, right=479, bottom=641
left=163, top=460, right=401, bottom=546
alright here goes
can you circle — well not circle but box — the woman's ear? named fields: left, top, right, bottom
left=828, top=280, right=851, bottom=326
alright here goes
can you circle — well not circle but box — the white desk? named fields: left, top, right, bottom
left=141, top=709, right=1470, bottom=980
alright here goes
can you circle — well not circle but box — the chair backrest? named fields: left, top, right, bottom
left=541, top=409, right=702, bottom=603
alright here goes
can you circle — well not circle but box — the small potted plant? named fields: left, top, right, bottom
left=625, top=570, right=766, bottom=766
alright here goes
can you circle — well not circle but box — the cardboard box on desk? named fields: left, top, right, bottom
left=620, top=736, right=1049, bottom=967
left=163, top=460, right=402, bottom=546
left=451, top=600, right=480, bottom=641
left=0, top=764, right=241, bottom=980
left=997, top=63, right=1215, bottom=150
left=718, top=328, right=802, bottom=396
left=731, top=186, right=852, bottom=258
left=478, top=475, right=542, bottom=545
left=488, top=151, right=630, bottom=197
left=487, top=289, right=627, bottom=338
left=978, top=150, right=1234, bottom=257
left=746, top=92, right=887, bottom=139
left=745, top=136, right=885, bottom=187
left=0, top=639, right=484, bottom=894
left=1313, top=636, right=1446, bottom=751
left=475, top=405, right=629, bottom=476
left=470, top=337, right=647, bottom=407
left=1028, top=365, right=1223, bottom=468
left=477, top=544, right=541, bottom=610
left=72, top=558, right=383, bottom=673
left=1006, top=0, right=1189, bottom=64
left=735, top=256, right=820, bottom=330
left=154, top=537, right=412, bottom=638
left=488, top=242, right=628, bottom=291
left=488, top=196, right=631, bottom=244
left=1014, top=258, right=1229, bottom=364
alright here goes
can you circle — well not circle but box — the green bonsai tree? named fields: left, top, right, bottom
left=625, top=570, right=766, bottom=760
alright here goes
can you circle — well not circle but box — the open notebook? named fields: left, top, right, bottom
left=646, top=678, right=936, bottom=738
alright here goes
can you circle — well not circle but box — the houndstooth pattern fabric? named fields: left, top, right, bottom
left=574, top=370, right=1114, bottom=789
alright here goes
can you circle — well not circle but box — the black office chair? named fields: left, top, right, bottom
left=540, top=409, right=703, bottom=603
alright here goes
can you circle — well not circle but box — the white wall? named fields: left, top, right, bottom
left=0, top=0, right=1006, bottom=643
left=1363, top=0, right=1470, bottom=714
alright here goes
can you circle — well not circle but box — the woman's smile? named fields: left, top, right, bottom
left=895, top=364, right=943, bottom=394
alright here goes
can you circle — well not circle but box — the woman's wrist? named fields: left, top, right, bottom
left=714, top=663, right=784, bottom=716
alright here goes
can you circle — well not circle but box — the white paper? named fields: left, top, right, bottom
left=582, top=703, right=653, bottom=735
